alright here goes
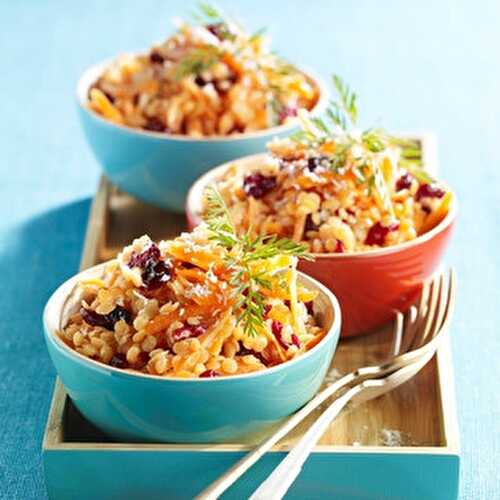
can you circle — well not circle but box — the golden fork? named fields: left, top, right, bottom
left=195, top=269, right=456, bottom=500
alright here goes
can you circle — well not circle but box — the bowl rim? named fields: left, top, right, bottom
left=44, top=262, right=341, bottom=383
left=76, top=53, right=329, bottom=143
left=186, top=152, right=458, bottom=259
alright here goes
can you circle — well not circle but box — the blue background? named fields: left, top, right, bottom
left=1, top=1, right=498, bottom=498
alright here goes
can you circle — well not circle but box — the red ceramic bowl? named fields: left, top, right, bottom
left=186, top=155, right=456, bottom=337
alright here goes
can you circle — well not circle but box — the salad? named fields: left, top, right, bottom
left=87, top=4, right=319, bottom=137
left=204, top=75, right=452, bottom=252
left=59, top=191, right=326, bottom=378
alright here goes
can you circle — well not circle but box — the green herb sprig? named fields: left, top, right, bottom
left=293, top=74, right=425, bottom=163
left=192, top=2, right=232, bottom=28
left=204, top=186, right=311, bottom=337
left=173, top=46, right=221, bottom=80
left=194, top=2, right=267, bottom=44
left=290, top=74, right=433, bottom=208
left=178, top=3, right=268, bottom=79
left=191, top=2, right=241, bottom=43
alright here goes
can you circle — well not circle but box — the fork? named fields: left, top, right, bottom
left=195, top=269, right=455, bottom=500
left=249, top=269, right=455, bottom=500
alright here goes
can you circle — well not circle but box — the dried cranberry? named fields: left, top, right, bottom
left=144, top=118, right=166, bottom=133
left=304, top=214, right=319, bottom=233
left=271, top=319, right=283, bottom=336
left=271, top=320, right=287, bottom=348
left=271, top=320, right=299, bottom=350
left=334, top=240, right=345, bottom=253
left=171, top=324, right=206, bottom=342
left=195, top=75, right=208, bottom=86
left=279, top=105, right=298, bottom=123
left=238, top=343, right=269, bottom=366
left=365, top=222, right=399, bottom=246
left=396, top=173, right=413, bottom=191
left=149, top=51, right=164, bottom=64
left=305, top=301, right=314, bottom=315
left=80, top=308, right=104, bottom=327
left=205, top=22, right=227, bottom=40
left=110, top=354, right=128, bottom=369
left=171, top=327, right=193, bottom=342
left=132, top=351, right=149, bottom=369
left=200, top=370, right=218, bottom=378
left=80, top=305, right=131, bottom=331
left=243, top=173, right=276, bottom=199
left=129, top=244, right=161, bottom=268
left=365, top=223, right=388, bottom=246
left=128, top=244, right=172, bottom=291
left=238, top=345, right=253, bottom=356
left=306, top=156, right=325, bottom=172
left=142, top=259, right=173, bottom=290
left=193, top=325, right=207, bottom=336
left=415, top=183, right=445, bottom=201
left=263, top=304, right=272, bottom=318
left=108, top=306, right=132, bottom=325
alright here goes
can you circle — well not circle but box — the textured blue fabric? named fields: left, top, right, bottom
left=0, top=1, right=498, bottom=498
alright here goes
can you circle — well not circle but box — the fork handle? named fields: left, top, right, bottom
left=194, top=373, right=356, bottom=500
left=249, top=384, right=362, bottom=500
left=195, top=361, right=405, bottom=500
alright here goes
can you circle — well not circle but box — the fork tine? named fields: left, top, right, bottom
left=424, top=269, right=455, bottom=345
left=395, top=269, right=453, bottom=368
left=391, top=312, right=404, bottom=356
left=402, top=276, right=437, bottom=353
left=409, top=274, right=442, bottom=351
left=439, top=269, right=456, bottom=333
left=400, top=280, right=431, bottom=353
left=414, top=273, right=444, bottom=349
left=427, top=273, right=448, bottom=342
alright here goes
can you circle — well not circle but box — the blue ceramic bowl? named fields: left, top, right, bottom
left=76, top=57, right=328, bottom=212
left=43, top=263, right=341, bottom=443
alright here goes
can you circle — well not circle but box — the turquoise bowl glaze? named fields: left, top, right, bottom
left=77, top=58, right=328, bottom=212
left=43, top=263, right=341, bottom=443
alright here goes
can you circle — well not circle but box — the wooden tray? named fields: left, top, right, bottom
left=43, top=135, right=460, bottom=499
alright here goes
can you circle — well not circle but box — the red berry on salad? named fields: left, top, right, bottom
left=415, top=183, right=445, bottom=201
left=396, top=173, right=413, bottom=191
left=243, top=173, right=277, bottom=199
left=365, top=222, right=399, bottom=246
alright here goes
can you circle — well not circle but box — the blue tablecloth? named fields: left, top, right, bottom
left=1, top=1, right=498, bottom=498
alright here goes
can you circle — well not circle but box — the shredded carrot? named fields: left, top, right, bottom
left=296, top=175, right=318, bottom=189
left=145, top=313, right=174, bottom=336
left=138, top=79, right=159, bottom=95
left=318, top=141, right=336, bottom=155
left=419, top=191, right=453, bottom=234
left=222, top=52, right=242, bottom=75
left=176, top=268, right=206, bottom=282
left=89, top=88, right=123, bottom=124
left=167, top=244, right=221, bottom=270
left=304, top=329, right=328, bottom=350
